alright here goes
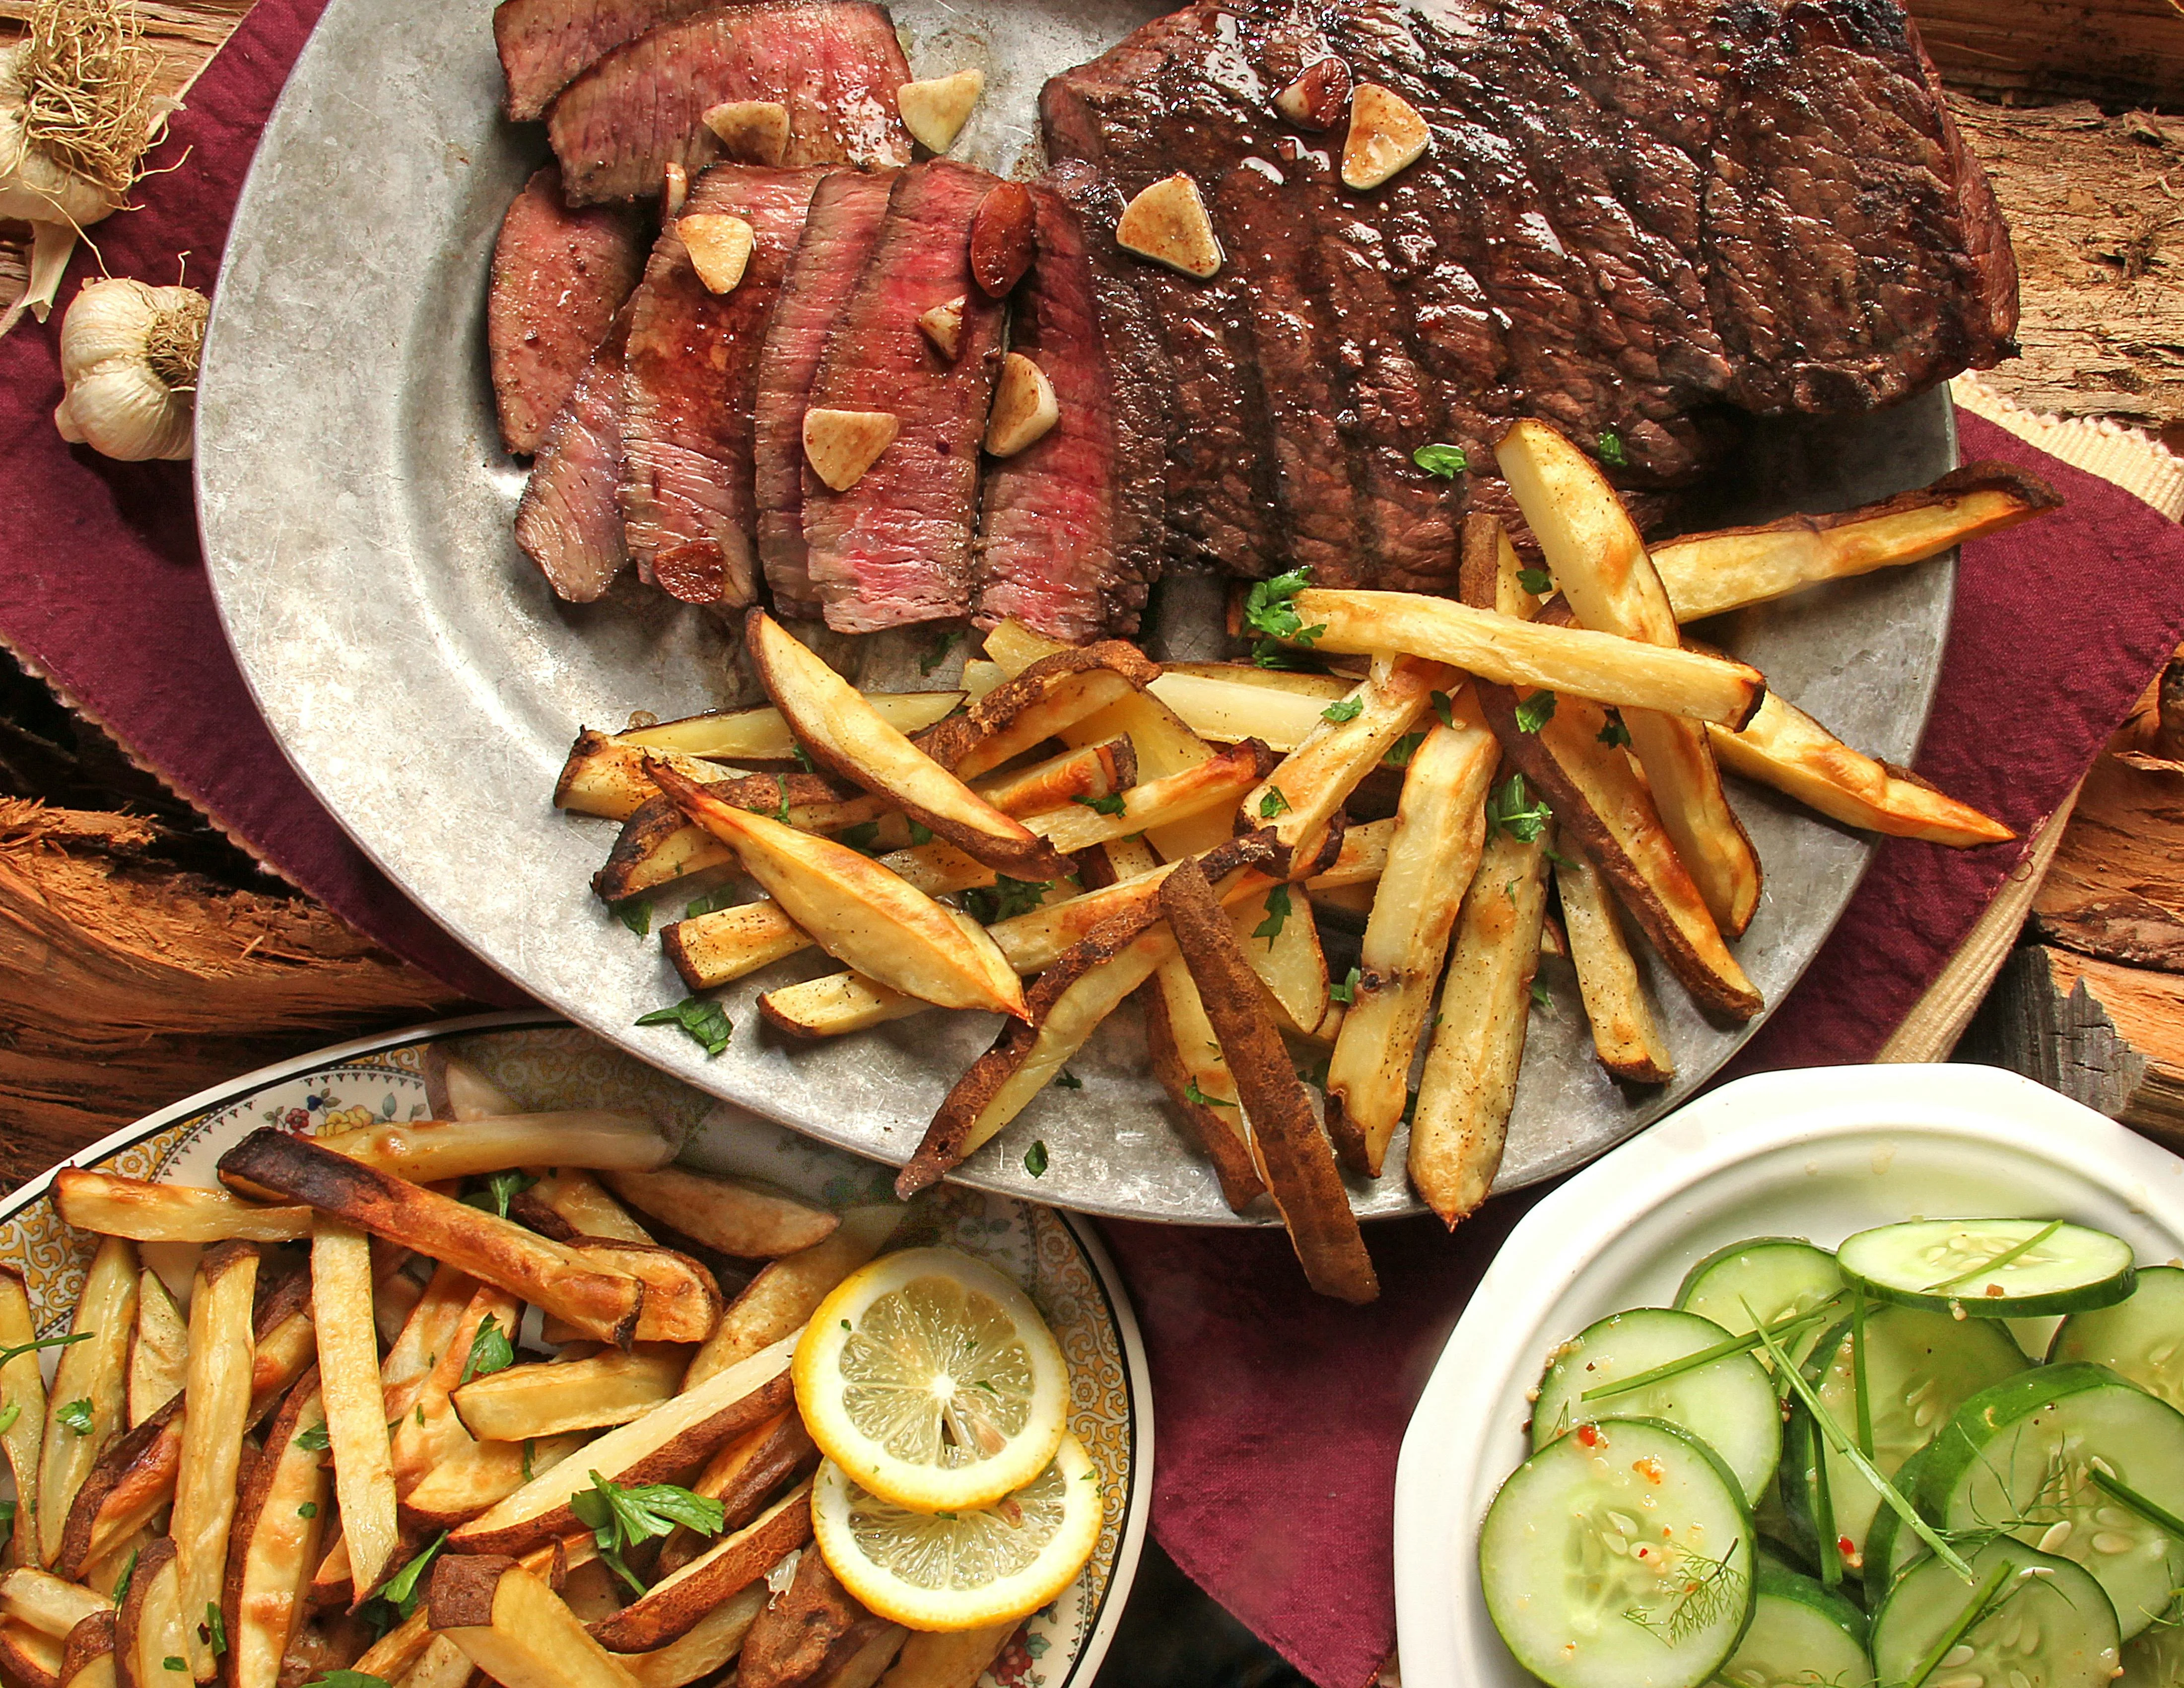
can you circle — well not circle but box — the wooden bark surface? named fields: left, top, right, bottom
left=1919, top=0, right=2184, bottom=109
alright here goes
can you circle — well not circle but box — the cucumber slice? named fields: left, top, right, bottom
left=1839, top=1218, right=2137, bottom=1317
left=1531, top=1309, right=1780, bottom=1506
left=1676, top=1238, right=1844, bottom=1370
left=2121, top=1618, right=2184, bottom=1687
left=1871, top=1538, right=2121, bottom=1688
left=1856, top=1441, right=1938, bottom=1595
left=1714, top=1558, right=1873, bottom=1688
left=2052, top=1266, right=2184, bottom=1410
left=1480, top=1417, right=1755, bottom=1688
left=1784, top=1306, right=2025, bottom=1576
left=1920, top=1363, right=2184, bottom=1641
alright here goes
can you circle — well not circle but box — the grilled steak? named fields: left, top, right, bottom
left=514, top=311, right=632, bottom=602
left=487, top=167, right=645, bottom=456
left=802, top=160, right=1008, bottom=634
left=621, top=164, right=827, bottom=606
left=753, top=167, right=897, bottom=619
left=548, top=2, right=912, bottom=205
left=973, top=164, right=1169, bottom=641
left=494, top=0, right=708, bottom=122
left=1042, top=0, right=2017, bottom=589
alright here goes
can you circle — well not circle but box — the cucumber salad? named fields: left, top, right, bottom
left=1478, top=1218, right=2184, bottom=1688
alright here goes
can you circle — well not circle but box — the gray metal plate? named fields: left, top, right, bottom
left=195, top=0, right=1955, bottom=1225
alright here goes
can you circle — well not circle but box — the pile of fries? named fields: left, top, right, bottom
left=556, top=425, right=2056, bottom=1301
left=6, top=1054, right=1018, bottom=1688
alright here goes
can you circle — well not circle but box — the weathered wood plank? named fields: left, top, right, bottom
left=1916, top=0, right=2184, bottom=108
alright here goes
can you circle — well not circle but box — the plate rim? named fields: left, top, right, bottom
left=0, top=1010, right=1154, bottom=1688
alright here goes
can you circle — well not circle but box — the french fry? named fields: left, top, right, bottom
left=453, top=1349, right=683, bottom=1444
left=661, top=903, right=824, bottom=992
left=421, top=1050, right=520, bottom=1120
left=970, top=739, right=1132, bottom=816
left=1556, top=853, right=1674, bottom=1084
left=383, top=1266, right=476, bottom=1410
left=875, top=1623, right=1017, bottom=1688
left=399, top=1433, right=589, bottom=1531
left=393, top=1281, right=527, bottom=1499
left=1021, top=740, right=1275, bottom=854
left=1649, top=461, right=2061, bottom=624
left=1228, top=877, right=1331, bottom=1038
left=654, top=1411, right=818, bottom=1575
left=1410, top=815, right=1552, bottom=1227
left=1141, top=957, right=1265, bottom=1212
left=1497, top=422, right=1762, bottom=935
left=313, top=1113, right=681, bottom=1184
left=811, top=1622, right=908, bottom=1688
left=1285, top=589, right=1766, bottom=726
left=738, top=1550, right=861, bottom=1688
left=172, top=1240, right=255, bottom=1678
left=896, top=837, right=1287, bottom=1196
left=616, top=693, right=964, bottom=763
left=426, top=1557, right=640, bottom=1688
left=1325, top=703, right=1501, bottom=1177
left=0, top=1267, right=45, bottom=1568
left=0, top=1618, right=64, bottom=1688
left=587, top=1484, right=812, bottom=1652
left=646, top=763, right=1029, bottom=1021
left=245, top=1275, right=319, bottom=1430
left=1304, top=819, right=1392, bottom=888
left=598, top=1170, right=836, bottom=1260
left=1144, top=669, right=1341, bottom=752
left=564, top=1244, right=718, bottom=1345
left=59, top=1612, right=113, bottom=1688
left=747, top=611, right=1073, bottom=880
left=222, top=1371, right=332, bottom=1688
left=555, top=734, right=732, bottom=822
left=611, top=1584, right=768, bottom=1688
left=1159, top=858, right=1377, bottom=1303
left=911, top=641, right=1161, bottom=783
left=126, top=1270, right=184, bottom=1429
left=1244, top=658, right=1453, bottom=865
left=523, top=1172, right=654, bottom=1246
left=52, top=1173, right=312, bottom=1245
left=449, top=1337, right=797, bottom=1556
left=313, top=1218, right=400, bottom=1600
left=394, top=1633, right=479, bottom=1688
left=684, top=1208, right=898, bottom=1389
left=54, top=1400, right=181, bottom=1580
left=589, top=774, right=898, bottom=905
left=1706, top=685, right=2014, bottom=846
left=36, top=1237, right=136, bottom=1569
left=0, top=1570, right=110, bottom=1638
left=113, top=1537, right=184, bottom=1688
left=217, top=1132, right=645, bottom=1346
left=1160, top=662, right=1358, bottom=698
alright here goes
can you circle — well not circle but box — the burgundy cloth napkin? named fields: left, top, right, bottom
left=4, top=0, right=2184, bottom=1681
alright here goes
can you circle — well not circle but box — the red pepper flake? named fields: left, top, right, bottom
left=1576, top=1424, right=1602, bottom=1448
left=1633, top=1456, right=1665, bottom=1484
left=1838, top=1536, right=1855, bottom=1557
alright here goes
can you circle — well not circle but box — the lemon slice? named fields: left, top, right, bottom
left=794, top=1247, right=1070, bottom=1512
left=812, top=1433, right=1103, bottom=1631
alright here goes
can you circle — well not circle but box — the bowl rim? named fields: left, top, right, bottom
left=1389, top=1061, right=2184, bottom=1688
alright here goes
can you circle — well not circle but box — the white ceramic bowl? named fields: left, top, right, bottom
left=1391, top=1062, right=2184, bottom=1688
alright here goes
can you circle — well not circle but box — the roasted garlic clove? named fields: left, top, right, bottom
left=1341, top=84, right=1430, bottom=190
left=1115, top=173, right=1223, bottom=279
left=918, top=294, right=968, bottom=361
left=680, top=214, right=755, bottom=294
left=1274, top=56, right=1351, bottom=131
left=984, top=353, right=1059, bottom=457
left=968, top=182, right=1036, bottom=298
left=804, top=408, right=900, bottom=491
left=896, top=69, right=985, bottom=154
left=702, top=100, right=791, bottom=166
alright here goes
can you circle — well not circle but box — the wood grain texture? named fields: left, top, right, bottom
left=1916, top=0, right=2184, bottom=108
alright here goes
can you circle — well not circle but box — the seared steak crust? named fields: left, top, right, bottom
left=494, top=0, right=710, bottom=122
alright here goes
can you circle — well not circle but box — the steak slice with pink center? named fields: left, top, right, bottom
left=496, top=0, right=710, bottom=124
left=487, top=167, right=645, bottom=456
left=973, top=164, right=1170, bottom=641
left=515, top=310, right=632, bottom=603
left=621, top=164, right=827, bottom=607
left=753, top=167, right=896, bottom=620
left=801, top=160, right=1008, bottom=634
left=547, top=2, right=911, bottom=206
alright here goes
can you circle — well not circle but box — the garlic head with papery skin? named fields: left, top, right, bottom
left=54, top=277, right=207, bottom=461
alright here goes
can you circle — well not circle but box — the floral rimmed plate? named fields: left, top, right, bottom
left=0, top=1011, right=1152, bottom=1688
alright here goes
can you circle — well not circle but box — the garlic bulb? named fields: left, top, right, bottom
left=54, top=277, right=206, bottom=461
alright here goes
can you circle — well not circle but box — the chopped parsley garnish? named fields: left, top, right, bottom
left=164, top=1661, right=187, bottom=1674
left=1051, top=1070, right=1083, bottom=1091
left=1072, top=792, right=1127, bottom=816
left=1597, top=712, right=1633, bottom=749
left=682, top=885, right=739, bottom=919
left=1321, top=696, right=1363, bottom=723
left=834, top=821, right=885, bottom=855
left=771, top=776, right=792, bottom=824
left=464, top=1169, right=536, bottom=1219
left=296, top=1422, right=330, bottom=1453
left=1242, top=568, right=1325, bottom=666
left=56, top=1398, right=93, bottom=1436
left=1516, top=566, right=1554, bottom=595
left=616, top=899, right=651, bottom=937
left=790, top=745, right=816, bottom=774
left=1430, top=690, right=1455, bottom=727
left=367, top=1534, right=447, bottom=1623
left=202, top=1604, right=227, bottom=1656
left=1529, top=979, right=1552, bottom=1010
left=459, top=1315, right=515, bottom=1386
left=1330, top=966, right=1361, bottom=1005
left=570, top=1474, right=724, bottom=1596
left=296, top=1502, right=317, bottom=1520
left=908, top=820, right=935, bottom=847
left=1258, top=786, right=1291, bottom=820
left=1252, top=884, right=1293, bottom=944
left=110, top=1543, right=135, bottom=1603
left=1023, top=1141, right=1049, bottom=1178
left=1486, top=774, right=1552, bottom=844
left=304, top=1675, right=393, bottom=1688
left=1183, top=1079, right=1235, bottom=1110
left=635, top=995, right=733, bottom=1057
left=1596, top=429, right=1628, bottom=468
left=1412, top=442, right=1469, bottom=478
left=1383, top=731, right=1427, bottom=770
left=918, top=631, right=961, bottom=675
left=1514, top=690, right=1557, bottom=734
left=962, top=876, right=1051, bottom=924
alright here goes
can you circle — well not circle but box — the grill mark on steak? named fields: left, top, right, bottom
left=620, top=164, right=827, bottom=607
left=495, top=0, right=711, bottom=123
left=801, top=160, right=1008, bottom=634
left=753, top=167, right=897, bottom=619
left=547, top=2, right=911, bottom=206
left=487, top=167, right=646, bottom=456
left=515, top=311, right=632, bottom=603
left=973, top=168, right=1168, bottom=641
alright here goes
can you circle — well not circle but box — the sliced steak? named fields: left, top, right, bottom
left=801, top=160, right=1008, bottom=634
left=973, top=162, right=1169, bottom=641
left=487, top=167, right=646, bottom=456
left=753, top=167, right=897, bottom=619
left=514, top=311, right=632, bottom=602
left=495, top=0, right=708, bottom=123
left=548, top=2, right=912, bottom=205
left=621, top=164, right=827, bottom=606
